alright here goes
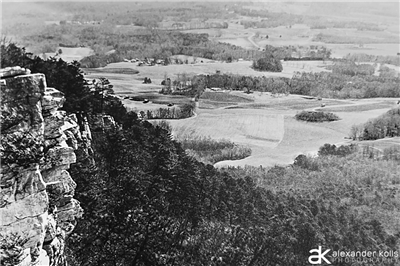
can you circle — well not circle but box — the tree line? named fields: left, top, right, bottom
left=128, top=103, right=196, bottom=120
left=163, top=69, right=400, bottom=99
left=351, top=107, right=400, bottom=140
left=344, top=53, right=400, bottom=67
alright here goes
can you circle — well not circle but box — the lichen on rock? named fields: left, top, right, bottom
left=0, top=67, right=88, bottom=266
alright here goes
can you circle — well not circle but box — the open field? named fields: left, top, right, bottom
left=82, top=40, right=400, bottom=166
left=85, top=68, right=139, bottom=74
left=85, top=71, right=192, bottom=112
left=318, top=101, right=398, bottom=112
left=170, top=109, right=285, bottom=148
left=185, top=22, right=399, bottom=58
left=223, top=93, right=346, bottom=110
left=183, top=22, right=399, bottom=58
left=200, top=91, right=254, bottom=103
left=179, top=94, right=398, bottom=168
left=95, top=59, right=331, bottom=81
left=87, top=62, right=399, bottom=168
left=326, top=43, right=400, bottom=58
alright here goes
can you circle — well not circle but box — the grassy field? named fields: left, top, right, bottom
left=85, top=70, right=192, bottom=113
left=45, top=47, right=94, bottom=62
left=200, top=91, right=254, bottom=103
left=319, top=101, right=397, bottom=112
left=178, top=94, right=397, bottom=168
left=84, top=60, right=333, bottom=113
left=86, top=63, right=398, bottom=168
left=170, top=55, right=215, bottom=64
left=84, top=54, right=400, bottom=168
left=99, top=59, right=331, bottom=81
left=186, top=23, right=399, bottom=58
left=189, top=21, right=399, bottom=58
left=84, top=68, right=139, bottom=74
left=170, top=109, right=284, bottom=148
left=225, top=94, right=346, bottom=110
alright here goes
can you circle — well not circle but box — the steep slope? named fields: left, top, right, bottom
left=0, top=67, right=90, bottom=265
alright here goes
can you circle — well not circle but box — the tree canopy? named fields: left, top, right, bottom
left=252, top=55, right=283, bottom=72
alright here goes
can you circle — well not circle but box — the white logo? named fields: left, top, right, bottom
left=309, top=246, right=331, bottom=264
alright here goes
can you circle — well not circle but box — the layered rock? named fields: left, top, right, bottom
left=0, top=67, right=88, bottom=266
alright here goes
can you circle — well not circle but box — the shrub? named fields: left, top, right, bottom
left=318, top=143, right=358, bottom=157
left=292, top=154, right=320, bottom=171
left=177, top=135, right=251, bottom=164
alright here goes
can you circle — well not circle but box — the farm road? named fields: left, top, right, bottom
left=247, top=33, right=262, bottom=50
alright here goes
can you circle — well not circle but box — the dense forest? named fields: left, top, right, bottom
left=3, top=42, right=400, bottom=266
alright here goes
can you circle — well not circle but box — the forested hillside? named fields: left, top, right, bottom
left=3, top=43, right=400, bottom=266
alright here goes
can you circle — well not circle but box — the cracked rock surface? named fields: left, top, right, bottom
left=1, top=67, right=88, bottom=266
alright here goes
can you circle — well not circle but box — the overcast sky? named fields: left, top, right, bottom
left=3, top=0, right=399, bottom=2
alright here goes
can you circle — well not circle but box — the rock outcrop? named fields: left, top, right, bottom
left=0, top=67, right=88, bottom=265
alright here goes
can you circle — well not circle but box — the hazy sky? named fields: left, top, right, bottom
left=3, top=0, right=399, bottom=2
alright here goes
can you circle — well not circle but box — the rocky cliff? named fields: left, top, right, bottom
left=0, top=67, right=89, bottom=265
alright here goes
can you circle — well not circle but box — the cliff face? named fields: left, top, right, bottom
left=0, top=67, right=88, bottom=265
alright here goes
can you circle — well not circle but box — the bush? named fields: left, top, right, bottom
left=295, top=111, right=340, bottom=122
left=318, top=143, right=358, bottom=157
left=293, top=154, right=320, bottom=171
left=177, top=135, right=251, bottom=164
